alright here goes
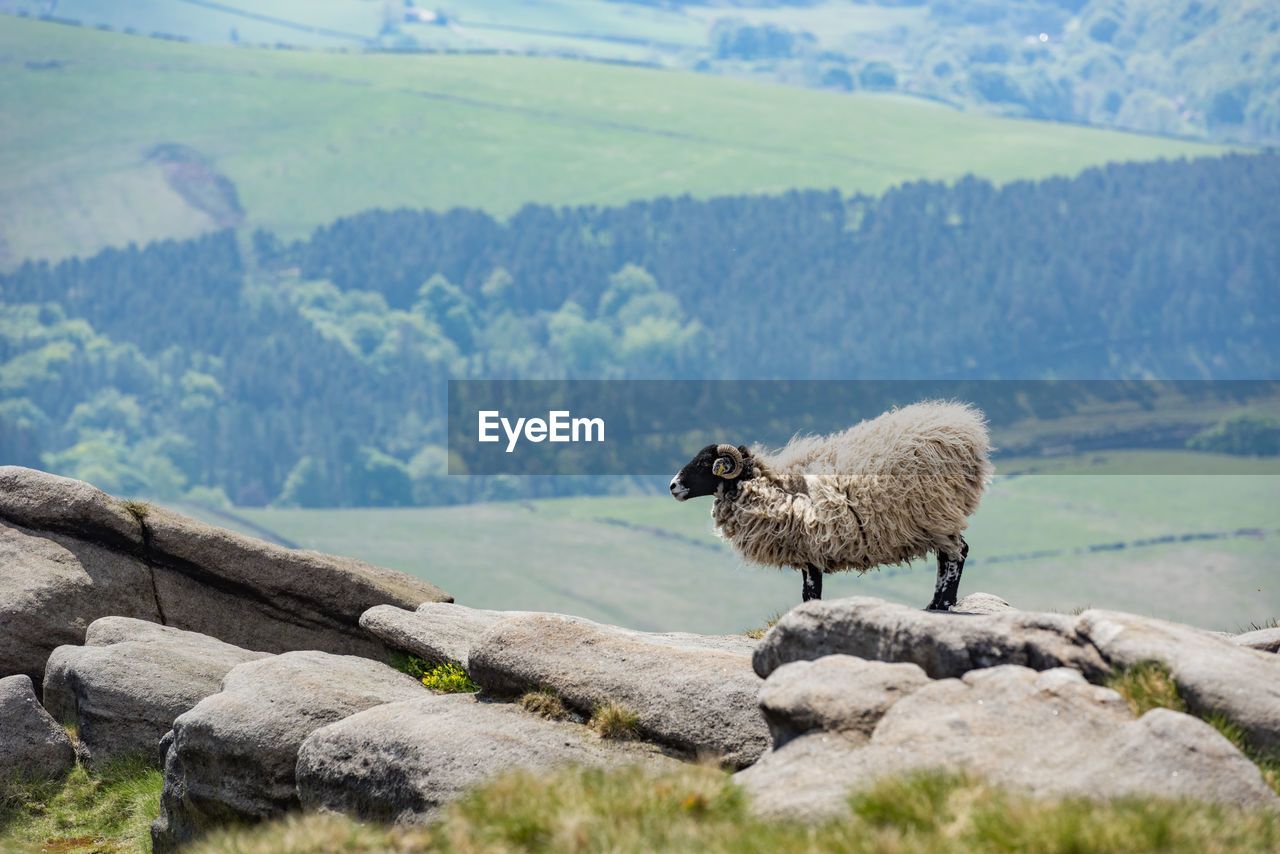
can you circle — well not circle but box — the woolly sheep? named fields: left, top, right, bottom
left=669, top=400, right=993, bottom=610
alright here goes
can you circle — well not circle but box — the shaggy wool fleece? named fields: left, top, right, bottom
left=711, top=401, right=993, bottom=572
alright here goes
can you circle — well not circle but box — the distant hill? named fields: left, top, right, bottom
left=0, top=14, right=1230, bottom=267
left=6, top=0, right=1275, bottom=150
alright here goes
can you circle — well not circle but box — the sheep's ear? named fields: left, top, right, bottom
left=712, top=457, right=734, bottom=477
left=737, top=445, right=750, bottom=457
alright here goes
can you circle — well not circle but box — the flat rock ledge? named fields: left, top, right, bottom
left=468, top=613, right=767, bottom=767
left=0, top=466, right=452, bottom=686
left=151, top=650, right=427, bottom=853
left=755, top=596, right=1280, bottom=754
left=297, top=693, right=678, bottom=824
left=738, top=664, right=1280, bottom=821
left=753, top=596, right=1108, bottom=682
left=43, top=617, right=271, bottom=766
left=1233, top=627, right=1280, bottom=654
left=360, top=602, right=535, bottom=668
left=0, top=674, right=76, bottom=780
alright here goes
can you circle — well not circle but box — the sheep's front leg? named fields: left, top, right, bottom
left=801, top=563, right=823, bottom=602
left=926, top=537, right=968, bottom=611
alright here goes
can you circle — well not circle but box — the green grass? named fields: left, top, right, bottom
left=180, top=764, right=1280, bottom=854
left=1105, top=660, right=1189, bottom=718
left=388, top=650, right=436, bottom=682
left=0, top=15, right=1234, bottom=266
left=0, top=754, right=162, bottom=854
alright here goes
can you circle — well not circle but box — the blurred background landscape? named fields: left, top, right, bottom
left=1, top=0, right=1277, bottom=631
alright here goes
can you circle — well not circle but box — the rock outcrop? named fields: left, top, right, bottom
left=43, top=617, right=271, bottom=766
left=0, top=674, right=77, bottom=780
left=151, top=651, right=427, bottom=852
left=296, top=693, right=677, bottom=824
left=4, top=471, right=1276, bottom=841
left=0, top=466, right=452, bottom=687
left=739, top=664, right=1280, bottom=820
left=468, top=612, right=767, bottom=767
left=754, top=596, right=1280, bottom=755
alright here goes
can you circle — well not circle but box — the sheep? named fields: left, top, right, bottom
left=669, top=400, right=993, bottom=610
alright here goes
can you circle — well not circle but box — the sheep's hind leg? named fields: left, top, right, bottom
left=801, top=563, right=824, bottom=602
left=926, top=537, right=968, bottom=611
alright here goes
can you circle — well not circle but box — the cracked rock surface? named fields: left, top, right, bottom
left=151, top=650, right=427, bottom=853
left=43, top=617, right=271, bottom=766
left=0, top=466, right=453, bottom=685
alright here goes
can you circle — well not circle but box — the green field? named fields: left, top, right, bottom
left=168, top=451, right=1280, bottom=636
left=0, top=15, right=1234, bottom=267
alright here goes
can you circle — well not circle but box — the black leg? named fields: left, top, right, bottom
left=802, top=563, right=824, bottom=602
left=926, top=537, right=968, bottom=611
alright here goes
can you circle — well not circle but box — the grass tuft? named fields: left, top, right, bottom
left=520, top=687, right=570, bottom=721
left=744, top=612, right=783, bottom=640
left=589, top=701, right=640, bottom=740
left=420, top=663, right=479, bottom=694
left=121, top=500, right=151, bottom=523
left=181, top=764, right=1280, bottom=854
left=0, top=754, right=162, bottom=854
left=1105, top=660, right=1187, bottom=717
left=1239, top=617, right=1279, bottom=633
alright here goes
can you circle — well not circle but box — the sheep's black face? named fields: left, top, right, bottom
left=670, top=444, right=750, bottom=501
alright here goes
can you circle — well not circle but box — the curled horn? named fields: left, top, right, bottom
left=713, top=444, right=744, bottom=479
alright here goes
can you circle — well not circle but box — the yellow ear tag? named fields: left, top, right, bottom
left=713, top=459, right=730, bottom=476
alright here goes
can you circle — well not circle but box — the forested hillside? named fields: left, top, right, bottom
left=2, top=152, right=1277, bottom=506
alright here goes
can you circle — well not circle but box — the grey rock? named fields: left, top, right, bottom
left=42, top=617, right=270, bottom=766
left=1077, top=610, right=1280, bottom=753
left=1233, top=627, right=1280, bottom=654
left=468, top=614, right=768, bottom=767
left=738, top=665, right=1279, bottom=821
left=297, top=693, right=677, bottom=824
left=0, top=466, right=142, bottom=551
left=753, top=596, right=1107, bottom=681
left=143, top=503, right=452, bottom=658
left=757, top=655, right=931, bottom=748
left=151, top=650, right=426, bottom=853
left=0, top=467, right=453, bottom=682
left=0, top=674, right=76, bottom=780
left=0, top=520, right=160, bottom=688
left=953, top=592, right=1014, bottom=615
left=362, top=602, right=533, bottom=668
